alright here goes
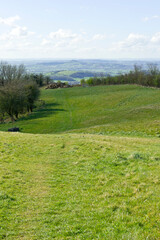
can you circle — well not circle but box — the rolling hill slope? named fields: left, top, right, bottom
left=0, top=85, right=160, bottom=239
left=0, top=85, right=160, bottom=137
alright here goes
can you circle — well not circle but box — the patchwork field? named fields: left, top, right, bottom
left=0, top=85, right=160, bottom=239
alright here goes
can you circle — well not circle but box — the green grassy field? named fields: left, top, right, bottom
left=0, top=85, right=160, bottom=239
left=0, top=85, right=160, bottom=137
left=1, top=132, right=160, bottom=239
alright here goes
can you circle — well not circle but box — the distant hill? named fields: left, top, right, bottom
left=7, top=59, right=160, bottom=76
left=5, top=59, right=160, bottom=82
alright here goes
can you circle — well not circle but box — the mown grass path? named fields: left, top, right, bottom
left=0, top=132, right=160, bottom=239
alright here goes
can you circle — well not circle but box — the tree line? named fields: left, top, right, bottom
left=0, top=62, right=51, bottom=122
left=81, top=64, right=160, bottom=88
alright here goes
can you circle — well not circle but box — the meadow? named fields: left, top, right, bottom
left=0, top=85, right=160, bottom=239
left=0, top=85, right=160, bottom=137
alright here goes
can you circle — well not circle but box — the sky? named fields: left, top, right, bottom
left=0, top=0, right=160, bottom=59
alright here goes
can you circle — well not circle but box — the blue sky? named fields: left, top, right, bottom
left=0, top=0, right=160, bottom=59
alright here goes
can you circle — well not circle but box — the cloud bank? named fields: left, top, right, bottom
left=1, top=15, right=160, bottom=58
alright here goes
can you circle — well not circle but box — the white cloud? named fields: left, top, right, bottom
left=111, top=32, right=160, bottom=52
left=41, top=38, right=51, bottom=46
left=151, top=32, right=160, bottom=43
left=127, top=33, right=148, bottom=45
left=42, top=29, right=108, bottom=50
left=38, top=29, right=102, bottom=58
left=0, top=15, right=34, bottom=43
left=110, top=33, right=148, bottom=52
left=108, top=32, right=160, bottom=58
left=93, top=34, right=106, bottom=40
left=0, top=17, right=35, bottom=56
left=10, top=26, right=34, bottom=37
left=41, top=29, right=86, bottom=49
left=0, top=26, right=34, bottom=40
left=143, top=15, right=160, bottom=22
left=0, top=15, right=20, bottom=26
left=49, top=29, right=79, bottom=40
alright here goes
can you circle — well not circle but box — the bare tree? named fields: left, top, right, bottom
left=147, top=63, right=159, bottom=76
left=0, top=62, right=26, bottom=86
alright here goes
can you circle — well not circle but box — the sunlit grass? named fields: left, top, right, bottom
left=0, top=132, right=160, bottom=239
left=0, top=85, right=160, bottom=137
left=0, top=85, right=160, bottom=239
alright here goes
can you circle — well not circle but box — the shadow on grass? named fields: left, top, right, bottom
left=20, top=102, right=65, bottom=121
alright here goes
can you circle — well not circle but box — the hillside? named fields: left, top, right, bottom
left=0, top=132, right=160, bottom=239
left=0, top=85, right=160, bottom=239
left=0, top=85, right=160, bottom=137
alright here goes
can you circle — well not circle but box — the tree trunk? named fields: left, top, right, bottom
left=10, top=115, right=15, bottom=122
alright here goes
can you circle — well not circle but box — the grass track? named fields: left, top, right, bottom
left=0, top=132, right=160, bottom=239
